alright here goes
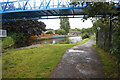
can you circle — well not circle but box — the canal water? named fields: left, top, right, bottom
left=31, top=36, right=82, bottom=45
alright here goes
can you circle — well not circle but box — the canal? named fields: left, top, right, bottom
left=31, top=36, right=82, bottom=45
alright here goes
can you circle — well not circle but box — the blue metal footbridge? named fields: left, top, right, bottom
left=0, top=0, right=120, bottom=21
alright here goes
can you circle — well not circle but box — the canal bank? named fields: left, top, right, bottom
left=30, top=36, right=82, bottom=45
left=2, top=37, right=91, bottom=78
left=30, top=34, right=66, bottom=40
left=2, top=36, right=83, bottom=53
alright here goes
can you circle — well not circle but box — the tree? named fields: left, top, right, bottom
left=70, top=1, right=120, bottom=76
left=2, top=20, right=46, bottom=47
left=70, top=2, right=118, bottom=19
left=56, top=29, right=66, bottom=35
left=82, top=33, right=90, bottom=39
left=2, top=20, right=46, bottom=36
left=46, top=31, right=53, bottom=34
left=69, top=28, right=81, bottom=31
left=60, top=18, right=70, bottom=34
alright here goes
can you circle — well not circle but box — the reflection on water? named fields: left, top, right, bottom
left=68, top=36, right=82, bottom=43
left=31, top=36, right=82, bottom=45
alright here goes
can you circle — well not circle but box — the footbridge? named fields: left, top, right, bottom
left=0, top=0, right=120, bottom=21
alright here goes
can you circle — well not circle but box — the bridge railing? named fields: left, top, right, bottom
left=0, top=0, right=120, bottom=13
left=0, top=0, right=87, bottom=13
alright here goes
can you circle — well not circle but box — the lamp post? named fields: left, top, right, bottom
left=96, top=27, right=100, bottom=45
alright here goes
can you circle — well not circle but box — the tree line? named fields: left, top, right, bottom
left=2, top=20, right=46, bottom=47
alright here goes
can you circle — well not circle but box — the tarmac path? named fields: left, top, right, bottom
left=50, top=37, right=105, bottom=79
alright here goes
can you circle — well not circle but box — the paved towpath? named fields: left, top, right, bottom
left=50, top=37, right=105, bottom=78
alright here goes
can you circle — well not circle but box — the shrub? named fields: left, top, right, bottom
left=55, top=39, right=72, bottom=44
left=8, top=32, right=28, bottom=47
left=46, top=31, right=53, bottom=34
left=56, top=29, right=66, bottom=35
left=2, top=36, right=14, bottom=48
left=111, top=27, right=120, bottom=65
left=82, top=33, right=90, bottom=39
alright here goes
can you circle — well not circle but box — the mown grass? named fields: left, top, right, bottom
left=2, top=37, right=90, bottom=78
left=93, top=43, right=119, bottom=78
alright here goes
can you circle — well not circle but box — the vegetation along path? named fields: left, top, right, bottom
left=50, top=37, right=105, bottom=78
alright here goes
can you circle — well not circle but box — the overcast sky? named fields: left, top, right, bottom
left=38, top=18, right=93, bottom=30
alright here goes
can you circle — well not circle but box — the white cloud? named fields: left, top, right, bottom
left=39, top=18, right=93, bottom=30
left=69, top=18, right=93, bottom=29
left=39, top=19, right=60, bottom=30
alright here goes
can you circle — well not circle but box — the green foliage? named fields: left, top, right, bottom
left=70, top=2, right=119, bottom=21
left=92, top=17, right=110, bottom=50
left=2, top=37, right=14, bottom=48
left=56, top=29, right=66, bottom=35
left=69, top=28, right=81, bottom=31
left=93, top=17, right=120, bottom=75
left=69, top=28, right=94, bottom=34
left=8, top=32, right=28, bottom=47
left=70, top=1, right=120, bottom=74
left=2, top=20, right=46, bottom=36
left=111, top=27, right=120, bottom=65
left=81, top=28, right=94, bottom=34
left=63, top=39, right=72, bottom=44
left=2, top=20, right=47, bottom=48
left=46, top=31, right=53, bottom=34
left=94, top=46, right=119, bottom=78
left=84, top=2, right=117, bottom=18
left=1, top=32, right=28, bottom=49
left=55, top=39, right=72, bottom=44
left=92, top=17, right=109, bottom=33
left=82, top=33, right=90, bottom=39
left=60, top=18, right=70, bottom=34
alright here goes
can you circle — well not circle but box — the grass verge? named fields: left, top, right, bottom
left=1, top=37, right=14, bottom=48
left=2, top=37, right=90, bottom=78
left=93, top=43, right=119, bottom=78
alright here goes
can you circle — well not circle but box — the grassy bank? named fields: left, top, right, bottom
left=1, top=37, right=14, bottom=49
left=2, top=37, right=90, bottom=78
left=1, top=32, right=28, bottom=50
left=93, top=44, right=119, bottom=78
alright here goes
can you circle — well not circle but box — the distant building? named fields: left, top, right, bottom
left=68, top=31, right=81, bottom=35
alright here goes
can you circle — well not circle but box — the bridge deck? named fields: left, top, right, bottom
left=0, top=0, right=120, bottom=21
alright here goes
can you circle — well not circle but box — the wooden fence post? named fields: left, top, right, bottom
left=109, top=15, right=112, bottom=48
